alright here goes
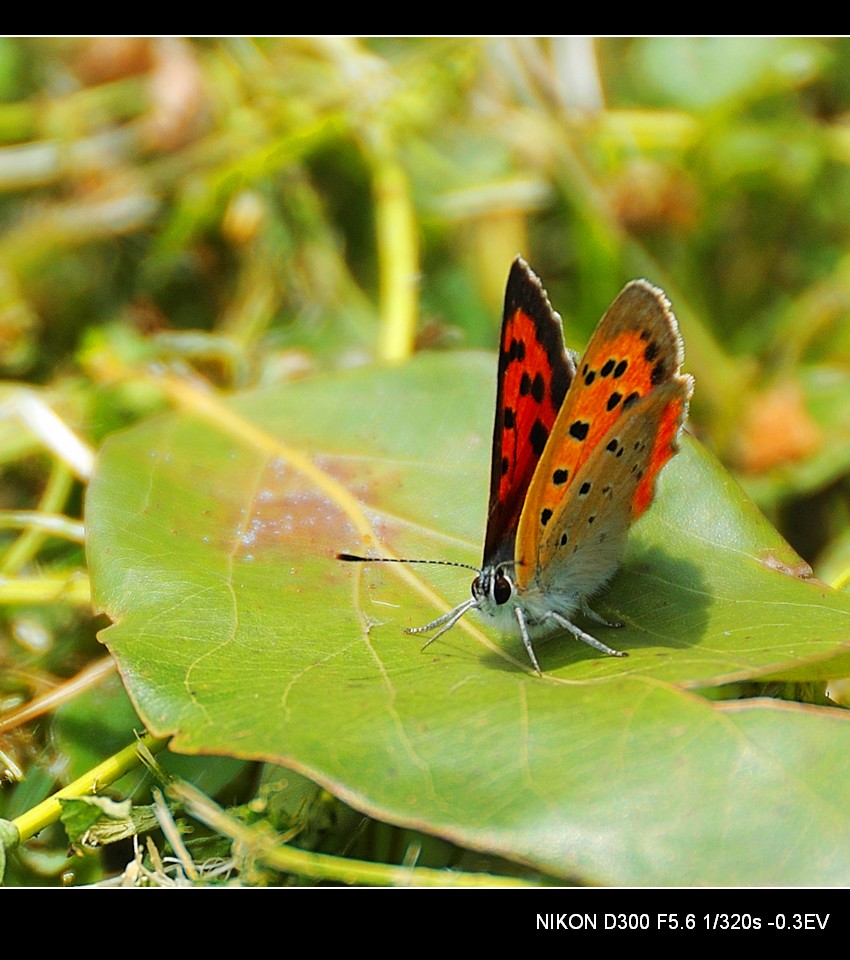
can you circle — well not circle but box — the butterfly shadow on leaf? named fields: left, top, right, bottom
left=593, top=543, right=707, bottom=656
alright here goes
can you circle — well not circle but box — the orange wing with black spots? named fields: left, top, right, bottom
left=482, top=258, right=575, bottom=565
left=514, top=279, right=692, bottom=587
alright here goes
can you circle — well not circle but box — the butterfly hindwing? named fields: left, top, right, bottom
left=483, top=258, right=575, bottom=565
left=533, top=378, right=691, bottom=598
left=515, top=279, right=692, bottom=591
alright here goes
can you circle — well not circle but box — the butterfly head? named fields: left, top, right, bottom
left=472, top=563, right=514, bottom=610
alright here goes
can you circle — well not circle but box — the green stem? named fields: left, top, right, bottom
left=0, top=510, right=84, bottom=543
left=830, top=565, right=850, bottom=593
left=1, top=460, right=78, bottom=574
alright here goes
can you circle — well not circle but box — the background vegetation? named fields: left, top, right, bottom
left=1, top=37, right=850, bottom=887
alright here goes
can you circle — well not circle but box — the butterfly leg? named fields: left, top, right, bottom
left=547, top=611, right=628, bottom=659
left=407, top=598, right=477, bottom=650
left=579, top=597, right=624, bottom=629
left=513, top=606, right=543, bottom=676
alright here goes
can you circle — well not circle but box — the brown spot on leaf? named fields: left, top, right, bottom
left=245, top=456, right=358, bottom=556
left=760, top=551, right=820, bottom=582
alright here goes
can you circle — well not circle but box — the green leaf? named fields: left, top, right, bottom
left=86, top=354, right=850, bottom=885
left=59, top=796, right=159, bottom=847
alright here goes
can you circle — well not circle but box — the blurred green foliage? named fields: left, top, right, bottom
left=1, top=37, right=850, bottom=886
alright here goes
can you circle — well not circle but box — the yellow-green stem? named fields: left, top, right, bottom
left=374, top=153, right=419, bottom=362
left=10, top=733, right=169, bottom=847
left=0, top=573, right=90, bottom=606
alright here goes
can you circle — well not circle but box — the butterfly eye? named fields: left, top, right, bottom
left=493, top=573, right=513, bottom=606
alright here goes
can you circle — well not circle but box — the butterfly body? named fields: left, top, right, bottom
left=341, top=258, right=693, bottom=674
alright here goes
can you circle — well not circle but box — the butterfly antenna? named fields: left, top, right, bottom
left=337, top=553, right=480, bottom=574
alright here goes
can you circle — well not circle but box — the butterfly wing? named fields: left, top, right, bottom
left=482, top=258, right=575, bottom=566
left=514, top=279, right=693, bottom=592
left=533, top=378, right=691, bottom=599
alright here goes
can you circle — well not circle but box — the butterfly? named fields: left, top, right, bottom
left=340, top=257, right=693, bottom=674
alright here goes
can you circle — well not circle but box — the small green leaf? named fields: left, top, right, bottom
left=0, top=819, right=19, bottom=884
